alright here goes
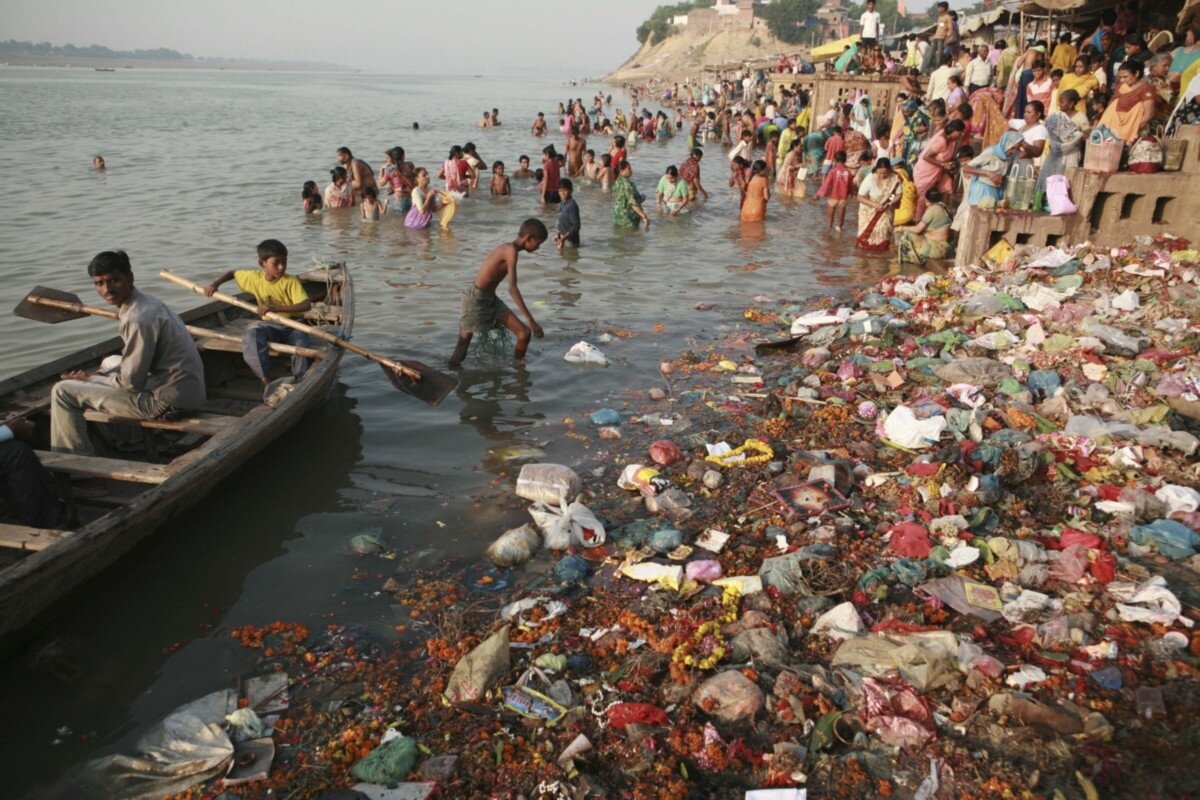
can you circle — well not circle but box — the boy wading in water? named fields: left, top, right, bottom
left=449, top=219, right=547, bottom=367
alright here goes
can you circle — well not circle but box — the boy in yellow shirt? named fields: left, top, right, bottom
left=205, top=239, right=312, bottom=389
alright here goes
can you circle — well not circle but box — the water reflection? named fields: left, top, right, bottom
left=0, top=386, right=363, bottom=798
left=455, top=363, right=538, bottom=446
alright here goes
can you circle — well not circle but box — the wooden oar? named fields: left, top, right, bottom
left=13, top=287, right=323, bottom=360
left=159, top=270, right=456, bottom=406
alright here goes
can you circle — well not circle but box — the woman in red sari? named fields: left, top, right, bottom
left=912, top=119, right=965, bottom=218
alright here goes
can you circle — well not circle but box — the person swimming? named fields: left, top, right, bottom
left=92, top=155, right=106, bottom=171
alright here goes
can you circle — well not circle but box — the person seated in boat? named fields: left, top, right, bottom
left=449, top=219, right=548, bottom=367
left=204, top=239, right=313, bottom=392
left=51, top=251, right=207, bottom=466
left=1, top=417, right=67, bottom=528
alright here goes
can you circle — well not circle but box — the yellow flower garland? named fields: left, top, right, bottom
left=670, top=587, right=741, bottom=670
left=705, top=438, right=774, bottom=469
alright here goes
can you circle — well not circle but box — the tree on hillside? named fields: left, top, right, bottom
left=637, top=1, right=718, bottom=45
left=762, top=0, right=822, bottom=45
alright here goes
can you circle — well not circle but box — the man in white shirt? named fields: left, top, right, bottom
left=964, top=43, right=994, bottom=93
left=927, top=52, right=961, bottom=103
left=860, top=0, right=883, bottom=49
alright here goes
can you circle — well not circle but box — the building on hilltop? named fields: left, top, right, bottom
left=672, top=0, right=770, bottom=33
left=814, top=0, right=851, bottom=42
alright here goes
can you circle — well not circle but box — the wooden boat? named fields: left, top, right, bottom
left=0, top=264, right=353, bottom=652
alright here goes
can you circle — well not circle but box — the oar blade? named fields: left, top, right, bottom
left=381, top=360, right=457, bottom=406
left=13, top=287, right=89, bottom=323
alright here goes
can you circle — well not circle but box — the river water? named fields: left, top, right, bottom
left=0, top=67, right=899, bottom=794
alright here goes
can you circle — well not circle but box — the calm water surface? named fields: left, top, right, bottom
left=0, top=67, right=898, bottom=793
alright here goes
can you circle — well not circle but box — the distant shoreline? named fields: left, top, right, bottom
left=0, top=54, right=350, bottom=72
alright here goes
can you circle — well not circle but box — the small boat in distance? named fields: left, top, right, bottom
left=0, top=264, right=353, bottom=652
left=94, top=67, right=116, bottom=72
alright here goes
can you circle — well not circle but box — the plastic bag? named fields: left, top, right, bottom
left=606, top=702, right=669, bottom=729
left=810, top=601, right=864, bottom=641
left=889, top=522, right=933, bottom=558
left=882, top=405, right=947, bottom=449
left=1045, top=174, right=1077, bottom=216
left=563, top=341, right=608, bottom=365
left=444, top=627, right=510, bottom=703
left=686, top=559, right=723, bottom=583
left=515, top=463, right=581, bottom=505
left=620, top=561, right=683, bottom=590
left=349, top=735, right=418, bottom=783
left=830, top=631, right=958, bottom=691
left=692, top=670, right=764, bottom=723
left=530, top=502, right=573, bottom=550
left=1130, top=519, right=1200, bottom=560
left=528, top=500, right=605, bottom=549
left=224, top=708, right=263, bottom=743
left=486, top=523, right=541, bottom=568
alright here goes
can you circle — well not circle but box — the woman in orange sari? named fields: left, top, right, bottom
left=1099, top=60, right=1157, bottom=142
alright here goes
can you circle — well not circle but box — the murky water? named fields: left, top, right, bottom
left=0, top=67, right=898, bottom=793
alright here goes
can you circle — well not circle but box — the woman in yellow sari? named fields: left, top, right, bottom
left=1099, top=60, right=1158, bottom=142
left=1059, top=57, right=1099, bottom=102
left=892, top=162, right=917, bottom=226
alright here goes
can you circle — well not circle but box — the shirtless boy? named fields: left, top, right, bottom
left=490, top=161, right=511, bottom=196
left=531, top=112, right=548, bottom=137
left=336, top=147, right=376, bottom=201
left=513, top=155, right=534, bottom=179
left=565, top=127, right=587, bottom=177
left=583, top=150, right=604, bottom=182
left=449, top=219, right=548, bottom=367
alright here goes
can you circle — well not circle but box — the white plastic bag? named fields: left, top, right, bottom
left=515, top=463, right=581, bottom=505
left=1045, top=174, right=1077, bottom=216
left=566, top=501, right=606, bottom=547
left=529, top=501, right=606, bottom=550
left=882, top=405, right=947, bottom=449
left=563, top=341, right=608, bottom=365
left=529, top=502, right=573, bottom=550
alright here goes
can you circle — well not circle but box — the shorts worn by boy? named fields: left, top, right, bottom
left=235, top=270, right=312, bottom=382
left=460, top=285, right=513, bottom=335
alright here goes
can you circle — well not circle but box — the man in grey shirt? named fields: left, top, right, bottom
left=51, top=251, right=206, bottom=456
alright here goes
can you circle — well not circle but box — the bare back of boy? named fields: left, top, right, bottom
left=565, top=136, right=586, bottom=176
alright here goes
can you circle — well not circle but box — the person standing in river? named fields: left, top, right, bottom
left=565, top=126, right=587, bottom=177
left=335, top=147, right=376, bottom=202
left=612, top=160, right=650, bottom=229
left=449, top=219, right=547, bottom=367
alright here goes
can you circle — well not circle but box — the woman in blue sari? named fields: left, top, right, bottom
left=952, top=130, right=1023, bottom=230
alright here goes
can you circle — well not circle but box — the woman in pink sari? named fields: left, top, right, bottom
left=912, top=119, right=964, bottom=218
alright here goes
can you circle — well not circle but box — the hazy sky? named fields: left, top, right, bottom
left=2, top=0, right=669, bottom=74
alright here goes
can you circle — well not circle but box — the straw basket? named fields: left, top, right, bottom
left=1084, top=139, right=1124, bottom=173
left=1163, top=138, right=1188, bottom=172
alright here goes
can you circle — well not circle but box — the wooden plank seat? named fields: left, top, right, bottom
left=35, top=451, right=171, bottom=484
left=82, top=409, right=237, bottom=437
left=0, top=523, right=72, bottom=552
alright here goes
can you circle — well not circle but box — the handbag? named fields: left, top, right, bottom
left=1127, top=135, right=1163, bottom=174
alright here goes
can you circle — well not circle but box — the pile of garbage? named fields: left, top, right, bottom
left=149, top=236, right=1200, bottom=799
